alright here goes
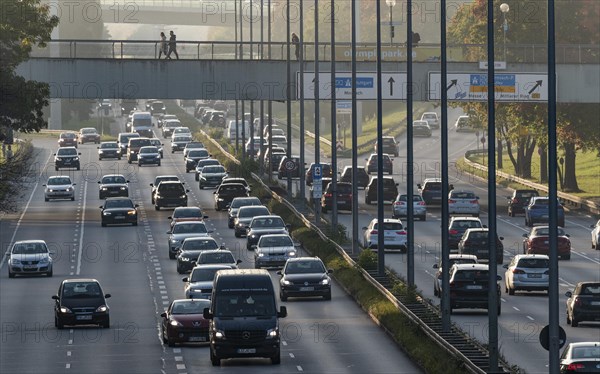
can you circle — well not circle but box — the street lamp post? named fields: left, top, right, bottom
left=500, top=3, right=509, bottom=62
left=386, top=0, right=396, bottom=46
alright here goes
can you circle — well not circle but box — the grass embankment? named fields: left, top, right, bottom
left=465, top=151, right=600, bottom=201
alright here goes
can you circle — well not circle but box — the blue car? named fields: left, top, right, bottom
left=525, top=197, right=565, bottom=227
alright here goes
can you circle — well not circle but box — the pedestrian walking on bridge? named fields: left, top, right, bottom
left=166, top=30, right=179, bottom=60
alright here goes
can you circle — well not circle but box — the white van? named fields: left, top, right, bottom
left=228, top=120, right=251, bottom=142
left=131, top=112, right=153, bottom=137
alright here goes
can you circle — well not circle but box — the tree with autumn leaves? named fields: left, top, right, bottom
left=0, top=0, right=59, bottom=138
left=448, top=0, right=599, bottom=192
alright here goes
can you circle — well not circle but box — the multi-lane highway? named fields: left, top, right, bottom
left=0, top=127, right=422, bottom=373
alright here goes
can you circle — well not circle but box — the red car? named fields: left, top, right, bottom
left=168, top=207, right=208, bottom=229
left=522, top=226, right=571, bottom=260
left=161, top=299, right=211, bottom=347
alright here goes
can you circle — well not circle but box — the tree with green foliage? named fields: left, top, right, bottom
left=0, top=0, right=59, bottom=137
left=448, top=0, right=599, bottom=191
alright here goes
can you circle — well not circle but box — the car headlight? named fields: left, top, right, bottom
left=236, top=223, right=245, bottom=228
left=103, top=212, right=111, bottom=216
left=180, top=195, right=187, bottom=199
left=214, top=330, right=225, bottom=339
left=180, top=256, right=190, bottom=262
left=288, top=251, right=296, bottom=257
left=74, top=157, right=79, bottom=161
left=266, top=328, right=278, bottom=339
left=257, top=253, right=265, bottom=257
left=171, top=239, right=179, bottom=244
left=101, top=187, right=108, bottom=191
left=120, top=187, right=127, bottom=191
left=170, top=320, right=182, bottom=327
left=66, top=187, right=72, bottom=192
left=38, top=257, right=49, bottom=264
left=55, top=157, right=62, bottom=161
left=96, top=305, right=108, bottom=313
left=130, top=151, right=135, bottom=154
left=320, top=278, right=330, bottom=285
left=127, top=210, right=136, bottom=215
left=59, top=306, right=72, bottom=314
left=200, top=177, right=206, bottom=181
left=48, top=189, right=54, bottom=192
left=10, top=258, right=21, bottom=265
left=99, top=150, right=104, bottom=154
left=282, top=280, right=291, bottom=285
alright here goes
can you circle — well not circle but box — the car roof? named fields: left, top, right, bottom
left=13, top=240, right=46, bottom=245
left=450, top=217, right=481, bottom=222
left=48, top=175, right=72, bottom=180
left=155, top=175, right=179, bottom=179
left=182, top=236, right=216, bottom=242
left=423, top=178, right=442, bottom=182
left=514, top=254, right=550, bottom=260
left=191, top=264, right=232, bottom=271
left=62, top=278, right=100, bottom=284
left=566, top=342, right=600, bottom=348
left=199, top=249, right=233, bottom=255
left=453, top=263, right=489, bottom=271
left=105, top=197, right=133, bottom=201
left=101, top=174, right=126, bottom=178
left=464, top=228, right=488, bottom=233
left=448, top=254, right=478, bottom=260
left=173, top=221, right=206, bottom=227
left=286, top=257, right=323, bottom=264
left=370, top=218, right=403, bottom=224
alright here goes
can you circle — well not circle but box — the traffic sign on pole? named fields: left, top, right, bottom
left=312, top=164, right=322, bottom=199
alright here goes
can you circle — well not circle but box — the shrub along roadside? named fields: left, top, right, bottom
left=0, top=141, right=34, bottom=212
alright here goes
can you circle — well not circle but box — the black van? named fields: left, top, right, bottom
left=203, top=269, right=287, bottom=366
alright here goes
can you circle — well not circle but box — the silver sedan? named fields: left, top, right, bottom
left=43, top=176, right=75, bottom=201
left=448, top=190, right=480, bottom=217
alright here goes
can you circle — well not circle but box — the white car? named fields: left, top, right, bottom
left=503, top=254, right=550, bottom=295
left=363, top=218, right=407, bottom=252
left=8, top=240, right=53, bottom=277
left=448, top=190, right=480, bottom=217
left=591, top=220, right=600, bottom=249
left=43, top=176, right=76, bottom=201
left=420, top=112, right=439, bottom=129
left=172, top=127, right=191, bottom=139
left=254, top=234, right=298, bottom=269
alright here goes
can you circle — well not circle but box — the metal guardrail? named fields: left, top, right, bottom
left=463, top=150, right=600, bottom=214
left=197, top=124, right=504, bottom=373
left=30, top=40, right=600, bottom=64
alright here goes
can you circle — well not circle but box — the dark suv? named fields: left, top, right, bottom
left=375, top=136, right=399, bottom=157
left=339, top=166, right=369, bottom=189
left=213, top=183, right=250, bottom=211
left=52, top=278, right=111, bottom=329
left=365, top=154, right=394, bottom=175
left=418, top=178, right=448, bottom=206
left=448, top=264, right=501, bottom=315
left=321, top=182, right=352, bottom=213
left=154, top=181, right=189, bottom=210
left=54, top=147, right=81, bottom=171
left=507, top=189, right=539, bottom=217
left=458, top=228, right=504, bottom=265
left=365, top=177, right=398, bottom=204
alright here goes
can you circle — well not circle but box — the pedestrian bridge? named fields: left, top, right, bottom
left=16, top=40, right=600, bottom=103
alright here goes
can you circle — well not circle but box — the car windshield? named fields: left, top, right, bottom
left=382, top=138, right=396, bottom=145
left=173, top=208, right=201, bottom=218
left=186, top=142, right=204, bottom=148
left=149, top=140, right=161, bottom=146
left=174, top=136, right=192, bottom=142
left=259, top=236, right=293, bottom=247
left=188, top=150, right=209, bottom=158
left=223, top=179, right=248, bottom=187
left=62, top=282, right=102, bottom=298
left=424, top=183, right=442, bottom=190
left=447, top=258, right=477, bottom=267
left=159, top=184, right=185, bottom=194
left=182, top=239, right=218, bottom=251
left=129, top=139, right=151, bottom=147
left=198, top=160, right=220, bottom=168
left=170, top=300, right=210, bottom=314
left=239, top=207, right=269, bottom=218
left=165, top=121, right=181, bottom=128
left=517, top=258, right=550, bottom=268
left=423, top=113, right=437, bottom=119
left=580, top=284, right=600, bottom=295
left=101, top=176, right=126, bottom=184
left=101, top=143, right=118, bottom=149
left=105, top=199, right=134, bottom=209
left=413, top=121, right=429, bottom=127
left=203, top=166, right=225, bottom=174
left=218, top=185, right=246, bottom=194
left=516, top=191, right=538, bottom=198
left=174, top=128, right=190, bottom=133
left=139, top=147, right=158, bottom=154
left=374, top=222, right=404, bottom=230
left=251, top=217, right=285, bottom=228
left=571, top=346, right=600, bottom=359
left=534, top=227, right=566, bottom=236
left=173, top=223, right=207, bottom=234
left=215, top=294, right=276, bottom=317
left=451, top=192, right=476, bottom=199
left=199, top=252, right=235, bottom=264
left=154, top=176, right=179, bottom=184
left=61, top=133, right=76, bottom=139
left=398, top=195, right=423, bottom=202
left=285, top=261, right=326, bottom=274
left=190, top=267, right=222, bottom=282
left=48, top=177, right=72, bottom=185
left=230, top=198, right=260, bottom=209
left=57, top=148, right=77, bottom=156
left=12, top=243, right=47, bottom=254
left=454, top=270, right=488, bottom=281
left=120, top=134, right=139, bottom=143
left=81, top=129, right=96, bottom=134
left=468, top=232, right=489, bottom=240
left=452, top=220, right=482, bottom=230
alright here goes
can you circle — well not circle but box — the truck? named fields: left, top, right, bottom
left=131, top=112, right=154, bottom=138
left=203, top=269, right=287, bottom=366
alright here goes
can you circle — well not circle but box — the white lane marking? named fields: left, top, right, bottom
left=289, top=353, right=295, bottom=358
left=76, top=180, right=88, bottom=275
left=526, top=316, right=534, bottom=321
left=173, top=348, right=181, bottom=353
left=0, top=152, right=53, bottom=269
left=513, top=307, right=520, bottom=311
left=176, top=364, right=186, bottom=370
left=282, top=340, right=288, bottom=346
left=66, top=364, right=71, bottom=369
left=67, top=351, right=71, bottom=356
left=68, top=339, right=73, bottom=345
left=559, top=278, right=576, bottom=288
left=572, top=251, right=600, bottom=265
left=297, top=366, right=303, bottom=372
left=175, top=356, right=183, bottom=361
left=500, top=298, right=507, bottom=303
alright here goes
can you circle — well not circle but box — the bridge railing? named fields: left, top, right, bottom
left=30, top=40, right=599, bottom=64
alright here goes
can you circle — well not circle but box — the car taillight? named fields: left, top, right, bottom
left=397, top=231, right=406, bottom=235
left=418, top=201, right=425, bottom=206
left=512, top=198, right=519, bottom=203
left=566, top=363, right=584, bottom=371
left=470, top=200, right=479, bottom=204
left=574, top=297, right=582, bottom=307
left=394, top=201, right=405, bottom=206
left=324, top=193, right=332, bottom=198
left=370, top=230, right=378, bottom=235
left=512, top=269, right=525, bottom=274
left=448, top=199, right=456, bottom=204
left=449, top=229, right=459, bottom=235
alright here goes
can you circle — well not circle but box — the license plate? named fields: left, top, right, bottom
left=24, top=265, right=37, bottom=269
left=237, top=348, right=256, bottom=354
left=591, top=301, right=600, bottom=306
left=544, top=241, right=549, bottom=244
left=528, top=274, right=542, bottom=278
left=299, top=286, right=314, bottom=291
left=76, top=315, right=93, bottom=320
left=188, top=336, right=206, bottom=342
left=466, top=285, right=482, bottom=290
left=541, top=215, right=548, bottom=219
left=115, top=216, right=125, bottom=219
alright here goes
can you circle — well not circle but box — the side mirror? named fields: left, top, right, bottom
left=476, top=196, right=480, bottom=200
left=278, top=306, right=288, bottom=318
left=499, top=237, right=504, bottom=240
left=276, top=271, right=283, bottom=276
left=42, top=184, right=46, bottom=187
left=53, top=153, right=57, bottom=156
left=72, top=183, right=76, bottom=186
left=166, top=231, right=172, bottom=234
left=98, top=181, right=101, bottom=184
left=99, top=206, right=103, bottom=209
left=168, top=216, right=172, bottom=220
left=432, top=264, right=439, bottom=269
left=160, top=312, right=167, bottom=318
left=251, top=245, right=257, bottom=250
left=185, top=189, right=190, bottom=193
left=496, top=276, right=502, bottom=281
left=126, top=180, right=130, bottom=183
left=566, top=234, right=570, bottom=238
left=203, top=215, right=209, bottom=219
left=52, top=295, right=59, bottom=300
left=182, top=277, right=188, bottom=282
left=78, top=153, right=82, bottom=155
left=362, top=227, right=368, bottom=230
left=502, top=264, right=508, bottom=269
left=417, top=184, right=422, bottom=189
left=285, top=224, right=291, bottom=230
left=565, top=291, right=572, bottom=298
left=97, top=147, right=100, bottom=149
left=134, top=204, right=139, bottom=208
left=294, top=242, right=301, bottom=247
left=149, top=183, right=154, bottom=187
left=213, top=191, right=217, bottom=194
left=327, top=269, right=333, bottom=274
left=104, top=294, right=111, bottom=298
left=220, top=245, right=226, bottom=250
left=236, top=259, right=242, bottom=264
left=203, top=308, right=213, bottom=320
left=522, top=233, right=528, bottom=238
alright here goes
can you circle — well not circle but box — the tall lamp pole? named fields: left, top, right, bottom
left=386, top=0, right=396, bottom=46
left=500, top=3, right=509, bottom=62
